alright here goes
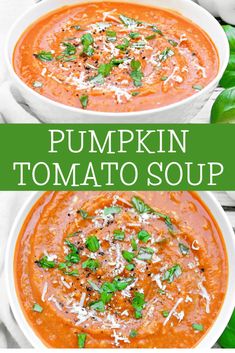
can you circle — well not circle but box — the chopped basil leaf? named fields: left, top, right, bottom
left=104, top=206, right=122, bottom=215
left=130, top=329, right=138, bottom=338
left=151, top=25, right=163, bottom=35
left=101, top=282, right=117, bottom=293
left=64, top=269, right=79, bottom=276
left=81, top=33, right=94, bottom=56
left=33, top=303, right=43, bottom=313
left=62, top=55, right=77, bottom=62
left=71, top=25, right=81, bottom=30
left=179, top=242, right=190, bottom=255
left=78, top=333, right=86, bottom=348
left=106, top=30, right=117, bottom=42
left=192, top=323, right=204, bottom=331
left=89, top=73, right=104, bottom=85
left=129, top=32, right=141, bottom=39
left=126, top=263, right=135, bottom=271
left=35, top=256, right=56, bottom=269
left=58, top=262, right=70, bottom=270
left=131, top=237, right=138, bottom=251
left=88, top=280, right=101, bottom=292
left=98, top=63, right=113, bottom=77
left=89, top=300, right=105, bottom=312
left=161, top=76, right=168, bottom=81
left=116, top=38, right=130, bottom=51
left=85, top=235, right=100, bottom=252
left=130, top=59, right=143, bottom=87
left=136, top=247, right=154, bottom=261
left=159, top=47, right=175, bottom=62
left=132, top=41, right=145, bottom=49
left=100, top=291, right=113, bottom=304
left=145, top=34, right=156, bottom=40
left=168, top=39, right=178, bottom=47
left=131, top=91, right=140, bottom=96
left=131, top=196, right=174, bottom=231
left=82, top=258, right=99, bottom=271
left=132, top=291, right=146, bottom=319
left=33, top=81, right=43, bottom=88
left=137, top=230, right=151, bottom=243
left=162, top=264, right=182, bottom=283
left=62, top=42, right=76, bottom=56
left=113, top=276, right=134, bottom=290
left=193, top=84, right=203, bottom=91
left=65, top=239, right=78, bottom=254
left=110, top=58, right=124, bottom=66
left=34, top=51, right=53, bottom=62
left=122, top=250, right=135, bottom=263
left=158, top=289, right=166, bottom=295
left=79, top=95, right=88, bottom=109
left=119, top=14, right=140, bottom=27
left=79, top=209, right=89, bottom=219
left=162, top=310, right=169, bottom=318
left=113, top=229, right=125, bottom=240
left=65, top=252, right=80, bottom=263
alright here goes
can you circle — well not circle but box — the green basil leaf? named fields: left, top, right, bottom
left=131, top=196, right=152, bottom=213
left=82, top=258, right=99, bottom=271
left=129, top=329, right=138, bottom=337
left=89, top=73, right=104, bottom=85
left=179, top=242, right=190, bottom=256
left=62, top=42, right=77, bottom=56
left=78, top=333, right=87, bottom=348
left=137, top=230, right=151, bottom=243
left=89, top=300, right=105, bottom=312
left=122, top=250, right=135, bottom=263
left=71, top=25, right=81, bottom=31
left=129, top=32, right=141, bottom=39
left=79, top=209, right=89, bottom=219
left=192, top=323, right=204, bottom=331
left=211, top=87, right=235, bottom=123
left=126, top=263, right=135, bottom=271
left=113, top=229, right=125, bottom=240
left=34, top=51, right=53, bottom=62
left=64, top=269, right=79, bottom=276
left=81, top=33, right=94, bottom=56
left=223, top=25, right=235, bottom=52
left=110, top=58, right=124, bottom=66
left=119, top=14, right=140, bottom=27
left=100, top=291, right=113, bottom=304
left=33, top=303, right=43, bottom=313
left=106, top=30, right=117, bottom=42
left=79, top=95, right=88, bottom=109
left=162, top=264, right=182, bottom=283
left=159, top=47, right=174, bottom=62
left=33, top=81, right=43, bottom=88
left=131, top=237, right=138, bottom=251
left=136, top=247, right=154, bottom=261
left=162, top=310, right=169, bottom=318
left=132, top=291, right=146, bottom=319
left=192, top=84, right=203, bottom=91
left=113, top=276, right=134, bottom=290
left=116, top=38, right=130, bottom=51
left=85, top=235, right=100, bottom=252
left=103, top=206, right=122, bottom=215
left=145, top=34, right=156, bottom=40
left=35, top=256, right=56, bottom=269
left=88, top=280, right=101, bottom=292
left=168, top=39, right=178, bottom=47
left=65, top=252, right=80, bottom=263
left=65, top=239, right=78, bottom=253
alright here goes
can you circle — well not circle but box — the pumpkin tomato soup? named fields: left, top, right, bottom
left=13, top=2, right=219, bottom=112
left=14, top=191, right=227, bottom=348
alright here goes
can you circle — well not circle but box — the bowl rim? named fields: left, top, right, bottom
left=5, top=190, right=235, bottom=349
left=4, top=0, right=230, bottom=118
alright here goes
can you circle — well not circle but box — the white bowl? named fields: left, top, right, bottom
left=5, top=191, right=235, bottom=349
left=5, top=0, right=229, bottom=123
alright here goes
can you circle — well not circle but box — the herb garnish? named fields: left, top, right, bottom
left=129, top=32, right=141, bottom=39
left=65, top=252, right=80, bottom=263
left=113, top=229, right=125, bottom=240
left=79, top=209, right=89, bottom=219
left=81, top=33, right=94, bottom=56
left=126, top=263, right=135, bottom=271
left=34, top=51, right=53, bottom=62
left=137, top=230, right=151, bottom=243
left=159, top=47, right=175, bottom=62
left=132, top=292, right=146, bottom=319
left=130, top=329, right=138, bottom=338
left=33, top=81, right=43, bottom=88
left=56, top=42, right=77, bottom=62
left=168, top=39, right=178, bottom=47
left=98, top=63, right=113, bottom=77
left=89, top=300, right=105, bottom=312
left=63, top=269, right=79, bottom=276
left=162, top=310, right=169, bottom=318
left=104, top=206, right=122, bottom=215
left=131, top=91, right=140, bottom=96
left=151, top=25, right=163, bottom=35
left=119, top=14, right=140, bottom=27
left=116, top=38, right=130, bottom=51
left=179, top=243, right=190, bottom=255
left=192, top=323, right=204, bottom=331
left=35, top=256, right=56, bottom=269
left=136, top=247, right=154, bottom=261
left=79, top=95, right=88, bottom=109
left=106, top=30, right=117, bottom=42
left=33, top=303, right=43, bottom=313
left=162, top=264, right=182, bottom=283
left=78, top=333, right=87, bottom=348
left=82, top=258, right=99, bottom=271
left=85, top=235, right=100, bottom=252
left=89, top=73, right=104, bottom=85
left=132, top=41, right=145, bottom=49
left=122, top=250, right=135, bottom=263
left=131, top=237, right=138, bottom=251
left=145, top=34, right=156, bottom=40
left=192, top=84, right=203, bottom=91
left=130, top=59, right=143, bottom=87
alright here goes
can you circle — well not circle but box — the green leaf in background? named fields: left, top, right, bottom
left=211, top=87, right=235, bottom=123
left=223, top=25, right=235, bottom=52
left=218, top=310, right=235, bottom=348
left=219, top=53, right=235, bottom=89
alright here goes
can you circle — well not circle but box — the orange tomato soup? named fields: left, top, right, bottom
left=13, top=2, right=219, bottom=112
left=14, top=191, right=227, bottom=348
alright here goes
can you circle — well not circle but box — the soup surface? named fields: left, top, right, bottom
left=15, top=191, right=227, bottom=348
left=13, top=2, right=219, bottom=112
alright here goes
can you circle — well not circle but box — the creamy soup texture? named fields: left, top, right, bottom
left=13, top=2, right=219, bottom=112
left=15, top=191, right=227, bottom=348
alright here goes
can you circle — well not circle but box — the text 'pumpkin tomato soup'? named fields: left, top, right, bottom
left=14, top=191, right=227, bottom=348
left=13, top=2, right=219, bottom=112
